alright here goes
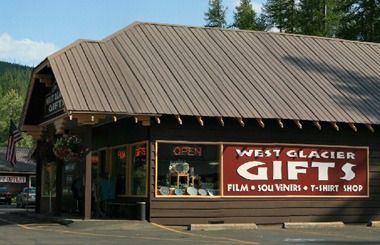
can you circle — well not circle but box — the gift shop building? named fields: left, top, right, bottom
left=21, top=22, right=380, bottom=225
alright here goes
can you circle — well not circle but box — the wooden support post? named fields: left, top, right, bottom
left=84, top=126, right=92, bottom=220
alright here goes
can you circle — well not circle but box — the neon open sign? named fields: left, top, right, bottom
left=172, top=146, right=202, bottom=156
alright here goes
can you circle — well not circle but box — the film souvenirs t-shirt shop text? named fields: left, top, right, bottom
left=223, top=145, right=368, bottom=197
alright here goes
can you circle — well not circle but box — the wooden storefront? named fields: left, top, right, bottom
left=92, top=115, right=379, bottom=225
left=20, top=22, right=380, bottom=225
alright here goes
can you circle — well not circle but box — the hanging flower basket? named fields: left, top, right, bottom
left=53, top=134, right=85, bottom=162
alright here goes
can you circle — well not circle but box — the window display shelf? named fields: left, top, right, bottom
left=170, top=172, right=189, bottom=188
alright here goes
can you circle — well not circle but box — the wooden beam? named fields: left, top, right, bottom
left=366, top=124, right=374, bottom=133
left=256, top=118, right=265, bottom=128
left=35, top=74, right=53, bottom=86
left=196, top=116, right=204, bottom=126
left=237, top=117, right=245, bottom=127
left=54, top=118, right=66, bottom=134
left=21, top=125, right=45, bottom=140
left=216, top=117, right=224, bottom=126
left=294, top=119, right=302, bottom=129
left=75, top=114, right=105, bottom=125
left=176, top=115, right=182, bottom=125
left=134, top=116, right=151, bottom=126
left=348, top=123, right=357, bottom=132
left=331, top=122, right=339, bottom=131
left=313, top=120, right=322, bottom=130
left=277, top=119, right=284, bottom=128
left=142, top=120, right=151, bottom=126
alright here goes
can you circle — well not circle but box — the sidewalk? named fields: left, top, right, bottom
left=17, top=210, right=380, bottom=230
left=11, top=211, right=380, bottom=244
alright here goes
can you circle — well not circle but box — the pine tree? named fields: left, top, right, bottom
left=256, top=13, right=271, bottom=31
left=232, top=0, right=258, bottom=30
left=337, top=0, right=380, bottom=42
left=298, top=0, right=341, bottom=37
left=204, top=0, right=228, bottom=28
left=263, top=0, right=299, bottom=33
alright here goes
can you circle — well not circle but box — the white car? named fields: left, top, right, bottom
left=16, top=187, right=36, bottom=208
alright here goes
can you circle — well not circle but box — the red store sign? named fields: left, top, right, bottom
left=0, top=176, right=27, bottom=183
left=223, top=144, right=369, bottom=197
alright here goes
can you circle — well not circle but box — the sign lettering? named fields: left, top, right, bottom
left=223, top=145, right=368, bottom=197
left=118, top=150, right=126, bottom=159
left=135, top=147, right=146, bottom=157
left=0, top=176, right=27, bottom=183
left=45, top=82, right=65, bottom=117
left=173, top=146, right=202, bottom=156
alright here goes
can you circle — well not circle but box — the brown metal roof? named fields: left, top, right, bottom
left=45, top=22, right=380, bottom=125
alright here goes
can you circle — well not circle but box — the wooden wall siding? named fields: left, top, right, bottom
left=147, top=116, right=380, bottom=225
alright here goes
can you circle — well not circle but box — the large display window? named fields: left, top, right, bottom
left=92, top=142, right=148, bottom=198
left=131, top=143, right=147, bottom=196
left=111, top=146, right=127, bottom=196
left=156, top=142, right=220, bottom=197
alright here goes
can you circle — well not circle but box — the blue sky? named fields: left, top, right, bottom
left=0, top=0, right=265, bottom=67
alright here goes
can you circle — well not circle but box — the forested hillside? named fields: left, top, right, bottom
left=0, top=61, right=34, bottom=147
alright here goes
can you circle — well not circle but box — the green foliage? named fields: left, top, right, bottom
left=0, top=61, right=34, bottom=147
left=204, top=0, right=228, bottom=28
left=297, top=0, right=342, bottom=37
left=0, top=61, right=32, bottom=97
left=232, top=0, right=258, bottom=30
left=53, top=134, right=85, bottom=162
left=256, top=13, right=271, bottom=31
left=261, top=0, right=380, bottom=42
left=336, top=0, right=380, bottom=42
left=263, top=0, right=299, bottom=33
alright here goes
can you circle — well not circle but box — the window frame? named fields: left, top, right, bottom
left=155, top=140, right=222, bottom=198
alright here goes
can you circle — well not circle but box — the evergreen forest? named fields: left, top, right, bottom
left=0, top=61, right=34, bottom=147
left=205, top=0, right=380, bottom=43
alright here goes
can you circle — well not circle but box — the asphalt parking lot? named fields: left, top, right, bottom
left=14, top=211, right=380, bottom=244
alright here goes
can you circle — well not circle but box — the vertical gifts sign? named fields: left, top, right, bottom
left=223, top=144, right=368, bottom=197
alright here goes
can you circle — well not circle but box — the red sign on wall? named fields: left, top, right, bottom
left=223, top=144, right=368, bottom=197
left=0, top=176, right=26, bottom=183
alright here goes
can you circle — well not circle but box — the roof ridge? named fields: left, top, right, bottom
left=48, top=39, right=100, bottom=61
left=102, top=21, right=380, bottom=47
